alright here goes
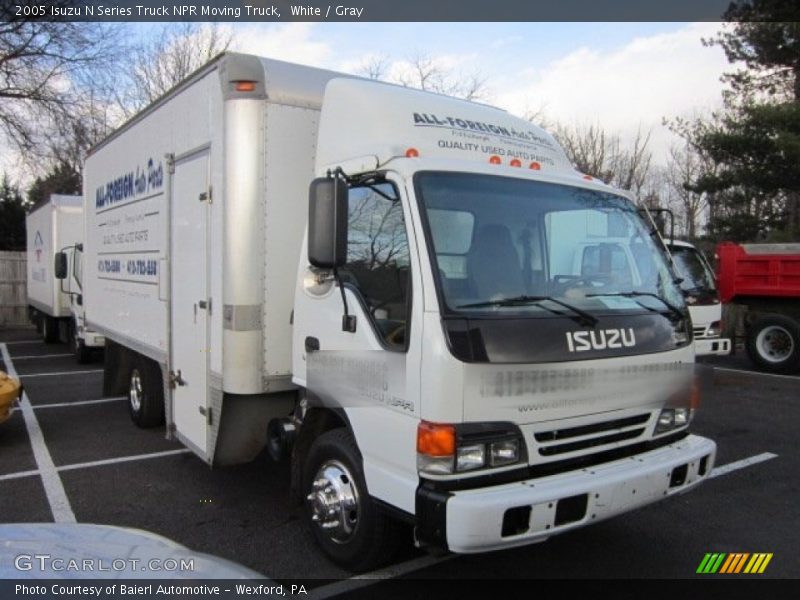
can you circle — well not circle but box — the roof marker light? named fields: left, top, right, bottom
left=583, top=174, right=593, bottom=181
left=509, top=158, right=522, bottom=168
left=405, top=147, right=420, bottom=158
left=529, top=162, right=541, bottom=170
left=489, top=155, right=502, bottom=165
left=233, top=80, right=257, bottom=92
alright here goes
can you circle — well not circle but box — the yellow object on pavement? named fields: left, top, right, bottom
left=0, top=370, right=22, bottom=424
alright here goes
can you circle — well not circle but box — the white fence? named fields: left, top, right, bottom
left=0, top=251, right=28, bottom=327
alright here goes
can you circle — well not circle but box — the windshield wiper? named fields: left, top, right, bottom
left=457, top=295, right=598, bottom=327
left=586, top=291, right=684, bottom=320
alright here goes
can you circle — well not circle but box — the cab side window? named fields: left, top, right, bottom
left=341, top=183, right=411, bottom=349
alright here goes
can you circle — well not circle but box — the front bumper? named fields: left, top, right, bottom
left=81, top=331, right=105, bottom=348
left=695, top=337, right=731, bottom=356
left=418, top=434, right=715, bottom=554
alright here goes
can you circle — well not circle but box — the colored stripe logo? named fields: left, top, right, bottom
left=697, top=553, right=773, bottom=574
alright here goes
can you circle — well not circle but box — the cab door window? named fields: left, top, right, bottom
left=341, top=182, right=411, bottom=349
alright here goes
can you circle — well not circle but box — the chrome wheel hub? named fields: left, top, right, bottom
left=306, top=460, right=360, bottom=543
left=129, top=369, right=143, bottom=412
left=757, top=326, right=793, bottom=363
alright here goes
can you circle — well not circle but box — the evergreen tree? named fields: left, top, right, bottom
left=688, top=1, right=800, bottom=241
left=0, top=173, right=28, bottom=251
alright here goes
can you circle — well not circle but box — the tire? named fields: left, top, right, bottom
left=42, top=316, right=59, bottom=344
left=745, top=314, right=800, bottom=374
left=302, top=428, right=402, bottom=572
left=128, top=356, right=165, bottom=428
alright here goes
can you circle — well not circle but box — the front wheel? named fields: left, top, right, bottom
left=745, top=314, right=800, bottom=374
left=302, top=428, right=401, bottom=572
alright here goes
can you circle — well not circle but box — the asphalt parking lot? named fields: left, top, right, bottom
left=1, top=327, right=797, bottom=590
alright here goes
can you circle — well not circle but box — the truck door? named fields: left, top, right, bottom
left=170, top=148, right=210, bottom=458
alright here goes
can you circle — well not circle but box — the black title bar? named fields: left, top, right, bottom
left=2, top=0, right=737, bottom=22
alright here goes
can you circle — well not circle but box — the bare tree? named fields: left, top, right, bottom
left=665, top=144, right=713, bottom=240
left=358, top=52, right=490, bottom=102
left=0, top=14, right=120, bottom=163
left=359, top=54, right=391, bottom=81
left=119, top=23, right=233, bottom=116
left=551, top=121, right=653, bottom=195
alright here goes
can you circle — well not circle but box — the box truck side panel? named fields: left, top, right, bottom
left=26, top=203, right=55, bottom=315
left=262, top=103, right=320, bottom=387
left=84, top=69, right=222, bottom=364
left=26, top=197, right=82, bottom=318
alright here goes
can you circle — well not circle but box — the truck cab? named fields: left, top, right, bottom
left=291, top=79, right=716, bottom=567
left=666, top=240, right=731, bottom=356
left=55, top=243, right=105, bottom=363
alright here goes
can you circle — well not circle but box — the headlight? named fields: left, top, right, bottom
left=456, top=444, right=485, bottom=471
left=417, top=421, right=526, bottom=476
left=706, top=320, right=722, bottom=337
left=490, top=439, right=520, bottom=466
left=654, top=407, right=693, bottom=434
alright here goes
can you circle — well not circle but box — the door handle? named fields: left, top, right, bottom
left=198, top=300, right=208, bottom=310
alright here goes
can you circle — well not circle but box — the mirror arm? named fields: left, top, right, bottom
left=333, top=267, right=356, bottom=333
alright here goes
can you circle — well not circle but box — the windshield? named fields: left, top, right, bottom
left=670, top=245, right=716, bottom=293
left=415, top=172, right=685, bottom=317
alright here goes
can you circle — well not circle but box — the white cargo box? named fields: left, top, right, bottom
left=26, top=195, right=83, bottom=318
left=83, top=54, right=342, bottom=463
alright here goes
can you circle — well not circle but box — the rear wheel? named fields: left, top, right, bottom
left=745, top=314, right=800, bottom=373
left=128, top=357, right=165, bottom=428
left=302, top=428, right=401, bottom=572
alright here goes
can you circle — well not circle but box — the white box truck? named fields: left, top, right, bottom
left=26, top=195, right=104, bottom=360
left=83, top=53, right=716, bottom=571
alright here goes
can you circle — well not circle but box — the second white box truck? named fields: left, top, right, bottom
left=83, top=53, right=716, bottom=571
left=26, top=195, right=105, bottom=361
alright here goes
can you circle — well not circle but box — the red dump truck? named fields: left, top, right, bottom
left=716, top=242, right=800, bottom=373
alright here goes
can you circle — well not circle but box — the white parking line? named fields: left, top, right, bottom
left=308, top=554, right=454, bottom=600
left=57, top=449, right=192, bottom=472
left=4, top=339, right=44, bottom=345
left=33, top=396, right=126, bottom=410
left=713, top=366, right=799, bottom=381
left=0, top=449, right=192, bottom=482
left=11, top=353, right=73, bottom=360
left=708, top=452, right=778, bottom=479
left=0, top=343, right=76, bottom=523
left=18, top=369, right=104, bottom=378
left=0, top=469, right=41, bottom=482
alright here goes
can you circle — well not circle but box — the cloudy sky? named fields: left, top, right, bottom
left=2, top=21, right=732, bottom=183
left=226, top=21, right=730, bottom=158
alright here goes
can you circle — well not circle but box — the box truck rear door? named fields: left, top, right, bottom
left=170, top=148, right=211, bottom=458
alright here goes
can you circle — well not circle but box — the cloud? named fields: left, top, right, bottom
left=230, top=23, right=332, bottom=67
left=495, top=23, right=730, bottom=161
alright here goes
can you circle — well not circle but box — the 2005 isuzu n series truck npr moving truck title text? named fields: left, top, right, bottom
left=78, top=53, right=716, bottom=571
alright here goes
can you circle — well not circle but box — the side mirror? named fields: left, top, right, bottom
left=54, top=252, right=68, bottom=280
left=308, top=177, right=348, bottom=269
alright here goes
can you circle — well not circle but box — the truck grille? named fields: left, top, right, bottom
left=534, top=414, right=650, bottom=457
left=693, top=326, right=707, bottom=338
